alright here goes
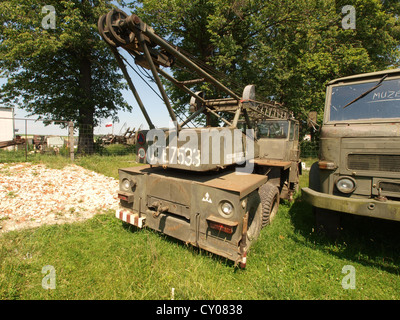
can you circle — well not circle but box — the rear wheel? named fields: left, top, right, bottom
left=246, top=202, right=263, bottom=245
left=259, top=181, right=280, bottom=227
left=239, top=193, right=263, bottom=268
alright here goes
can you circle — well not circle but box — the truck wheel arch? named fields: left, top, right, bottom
left=308, top=161, right=321, bottom=192
left=307, top=162, right=341, bottom=237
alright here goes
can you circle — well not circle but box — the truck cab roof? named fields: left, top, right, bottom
left=328, top=68, right=400, bottom=85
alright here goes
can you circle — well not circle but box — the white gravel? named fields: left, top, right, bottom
left=0, top=163, right=119, bottom=233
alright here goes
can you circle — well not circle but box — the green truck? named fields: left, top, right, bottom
left=302, top=69, right=400, bottom=234
left=99, top=9, right=301, bottom=267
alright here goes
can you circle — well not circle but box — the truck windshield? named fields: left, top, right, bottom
left=257, top=121, right=288, bottom=139
left=329, top=78, right=400, bottom=121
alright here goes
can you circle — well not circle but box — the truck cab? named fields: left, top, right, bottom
left=302, top=69, right=400, bottom=233
left=256, top=119, right=299, bottom=162
left=252, top=119, right=301, bottom=201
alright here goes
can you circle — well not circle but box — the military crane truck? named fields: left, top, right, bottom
left=98, top=8, right=301, bottom=267
left=302, top=69, right=400, bottom=235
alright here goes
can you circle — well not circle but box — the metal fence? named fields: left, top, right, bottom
left=0, top=117, right=74, bottom=162
left=0, top=117, right=138, bottom=162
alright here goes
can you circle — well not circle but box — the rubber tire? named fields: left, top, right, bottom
left=259, top=181, right=280, bottom=228
left=245, top=199, right=263, bottom=250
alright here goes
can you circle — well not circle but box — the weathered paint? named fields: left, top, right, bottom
left=303, top=69, right=400, bottom=222
left=302, top=187, right=400, bottom=221
left=118, top=165, right=267, bottom=264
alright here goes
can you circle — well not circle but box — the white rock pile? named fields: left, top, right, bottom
left=0, top=163, right=119, bottom=233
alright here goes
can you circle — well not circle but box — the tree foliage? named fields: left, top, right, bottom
left=0, top=0, right=129, bottom=153
left=128, top=0, right=400, bottom=129
left=1, top=0, right=399, bottom=143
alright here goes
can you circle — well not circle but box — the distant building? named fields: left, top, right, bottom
left=0, top=107, right=15, bottom=150
left=47, top=136, right=64, bottom=148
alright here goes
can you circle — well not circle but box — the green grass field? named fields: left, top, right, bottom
left=0, top=153, right=399, bottom=300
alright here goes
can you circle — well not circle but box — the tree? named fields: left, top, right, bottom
left=127, top=0, right=400, bottom=131
left=0, top=0, right=130, bottom=153
left=261, top=0, right=400, bottom=117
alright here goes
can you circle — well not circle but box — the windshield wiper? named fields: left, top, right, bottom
left=343, top=74, right=388, bottom=109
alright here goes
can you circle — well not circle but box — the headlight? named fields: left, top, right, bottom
left=121, top=178, right=132, bottom=191
left=219, top=201, right=234, bottom=218
left=336, top=177, right=356, bottom=194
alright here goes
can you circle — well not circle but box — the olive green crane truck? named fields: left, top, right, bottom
left=98, top=8, right=301, bottom=267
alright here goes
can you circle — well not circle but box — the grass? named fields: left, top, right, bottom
left=0, top=153, right=399, bottom=299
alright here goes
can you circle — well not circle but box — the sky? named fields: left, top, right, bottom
left=0, top=63, right=171, bottom=137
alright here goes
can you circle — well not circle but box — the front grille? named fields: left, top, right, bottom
left=348, top=154, right=400, bottom=172
left=380, top=182, right=400, bottom=193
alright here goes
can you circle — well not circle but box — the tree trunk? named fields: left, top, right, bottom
left=77, top=109, right=95, bottom=155
left=77, top=55, right=95, bottom=155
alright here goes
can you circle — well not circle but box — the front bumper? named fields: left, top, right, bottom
left=302, top=187, right=400, bottom=222
left=116, top=206, right=146, bottom=228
